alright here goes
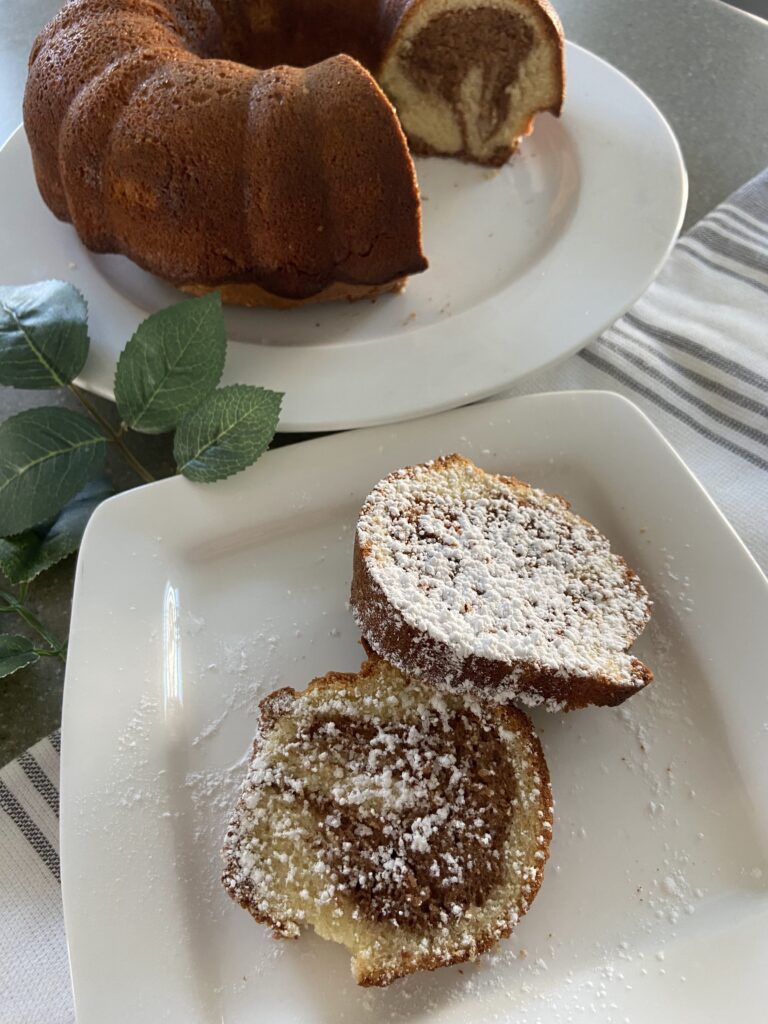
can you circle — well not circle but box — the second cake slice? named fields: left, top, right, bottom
left=222, top=656, right=551, bottom=986
left=351, top=454, right=652, bottom=711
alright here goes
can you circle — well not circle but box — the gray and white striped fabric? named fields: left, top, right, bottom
left=0, top=732, right=71, bottom=1023
left=504, top=166, right=768, bottom=575
left=1, top=169, right=767, bottom=1024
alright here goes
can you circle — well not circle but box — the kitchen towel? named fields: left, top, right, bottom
left=502, top=166, right=768, bottom=576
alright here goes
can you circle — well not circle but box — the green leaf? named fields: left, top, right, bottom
left=174, top=385, right=282, bottom=483
left=0, top=475, right=114, bottom=584
left=0, top=408, right=107, bottom=535
left=0, top=533, right=38, bottom=583
left=0, top=280, right=89, bottom=389
left=0, top=634, right=39, bottom=679
left=114, top=292, right=227, bottom=435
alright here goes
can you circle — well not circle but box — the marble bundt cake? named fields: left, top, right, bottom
left=24, top=0, right=565, bottom=307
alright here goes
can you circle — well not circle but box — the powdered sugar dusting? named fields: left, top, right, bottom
left=222, top=660, right=552, bottom=983
left=356, top=456, right=650, bottom=695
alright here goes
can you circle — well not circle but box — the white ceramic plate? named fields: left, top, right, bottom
left=61, top=390, right=768, bottom=1023
left=0, top=45, right=686, bottom=431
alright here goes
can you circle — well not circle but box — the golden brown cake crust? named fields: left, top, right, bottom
left=519, top=0, right=566, bottom=116
left=350, top=455, right=653, bottom=712
left=181, top=278, right=406, bottom=309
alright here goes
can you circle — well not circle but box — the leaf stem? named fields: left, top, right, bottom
left=0, top=590, right=67, bottom=661
left=67, top=383, right=156, bottom=484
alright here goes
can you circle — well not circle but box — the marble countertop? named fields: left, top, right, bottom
left=1, top=0, right=767, bottom=763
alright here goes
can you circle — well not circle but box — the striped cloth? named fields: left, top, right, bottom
left=1, top=169, right=767, bottom=1024
left=0, top=732, right=70, bottom=1022
left=502, top=166, right=768, bottom=575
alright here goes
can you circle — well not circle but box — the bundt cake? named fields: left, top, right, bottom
left=24, top=0, right=565, bottom=307
left=222, top=656, right=552, bottom=986
left=351, top=455, right=653, bottom=712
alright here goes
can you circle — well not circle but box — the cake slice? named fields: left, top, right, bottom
left=351, top=455, right=653, bottom=711
left=379, top=0, right=565, bottom=165
left=222, top=656, right=552, bottom=987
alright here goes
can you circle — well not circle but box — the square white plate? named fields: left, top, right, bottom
left=62, top=391, right=768, bottom=1023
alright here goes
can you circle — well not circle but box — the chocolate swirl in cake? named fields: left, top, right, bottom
left=403, top=9, right=535, bottom=144
left=295, top=707, right=518, bottom=929
left=222, top=659, right=552, bottom=985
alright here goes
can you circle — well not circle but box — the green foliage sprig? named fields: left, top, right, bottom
left=0, top=281, right=282, bottom=677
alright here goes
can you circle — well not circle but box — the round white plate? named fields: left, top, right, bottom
left=0, top=43, right=686, bottom=432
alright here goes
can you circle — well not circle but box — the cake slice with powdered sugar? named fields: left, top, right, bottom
left=222, top=656, right=552, bottom=986
left=351, top=454, right=652, bottom=712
